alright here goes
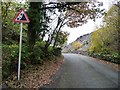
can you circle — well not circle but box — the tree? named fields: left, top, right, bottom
left=43, top=1, right=105, bottom=28
left=27, top=2, right=47, bottom=51
left=89, top=4, right=120, bottom=53
left=103, top=4, right=120, bottom=51
left=53, top=31, right=69, bottom=48
left=65, top=2, right=105, bottom=28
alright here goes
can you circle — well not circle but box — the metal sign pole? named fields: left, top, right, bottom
left=13, top=9, right=30, bottom=80
left=18, top=23, right=23, bottom=80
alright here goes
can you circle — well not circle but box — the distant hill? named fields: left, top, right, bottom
left=62, top=32, right=93, bottom=55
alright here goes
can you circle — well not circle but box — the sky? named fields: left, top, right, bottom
left=62, top=0, right=117, bottom=44
left=62, top=19, right=102, bottom=44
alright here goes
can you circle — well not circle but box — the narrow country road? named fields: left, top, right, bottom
left=41, top=53, right=118, bottom=88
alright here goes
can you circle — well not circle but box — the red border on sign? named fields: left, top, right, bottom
left=13, top=8, right=30, bottom=23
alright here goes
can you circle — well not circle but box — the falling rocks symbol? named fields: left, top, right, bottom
left=13, top=9, right=30, bottom=23
left=17, top=11, right=27, bottom=21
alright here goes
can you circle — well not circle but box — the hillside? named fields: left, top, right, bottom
left=62, top=32, right=92, bottom=55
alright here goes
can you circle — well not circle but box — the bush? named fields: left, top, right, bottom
left=30, top=46, right=44, bottom=64
left=53, top=48, right=62, bottom=56
left=88, top=49, right=120, bottom=64
left=2, top=45, right=18, bottom=79
left=2, top=42, right=62, bottom=79
left=2, top=44, right=30, bottom=79
left=35, top=41, right=46, bottom=48
left=30, top=42, right=55, bottom=64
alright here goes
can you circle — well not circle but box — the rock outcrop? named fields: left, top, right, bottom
left=62, top=32, right=93, bottom=55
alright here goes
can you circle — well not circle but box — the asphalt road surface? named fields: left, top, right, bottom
left=41, top=53, right=119, bottom=88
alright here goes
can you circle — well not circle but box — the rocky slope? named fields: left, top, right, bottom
left=62, top=32, right=92, bottom=55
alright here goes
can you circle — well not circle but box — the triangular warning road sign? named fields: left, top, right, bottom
left=13, top=9, right=30, bottom=23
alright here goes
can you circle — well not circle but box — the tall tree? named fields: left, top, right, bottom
left=89, top=4, right=120, bottom=53
left=27, top=2, right=47, bottom=51
left=103, top=4, right=119, bottom=51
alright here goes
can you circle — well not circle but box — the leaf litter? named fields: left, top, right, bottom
left=4, top=56, right=64, bottom=89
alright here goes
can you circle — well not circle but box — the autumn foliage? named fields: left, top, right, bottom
left=89, top=4, right=120, bottom=63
